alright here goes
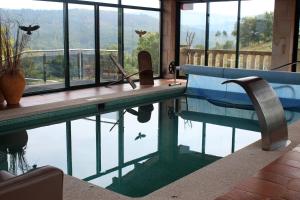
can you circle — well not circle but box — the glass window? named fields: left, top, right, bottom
left=122, top=0, right=160, bottom=8
left=239, top=0, right=274, bottom=70
left=297, top=20, right=300, bottom=71
left=0, top=0, right=161, bottom=94
left=124, top=9, right=160, bottom=79
left=82, top=0, right=117, bottom=3
left=100, top=7, right=119, bottom=83
left=209, top=1, right=238, bottom=68
left=0, top=0, right=65, bottom=93
left=69, top=4, right=95, bottom=86
left=180, top=3, right=206, bottom=66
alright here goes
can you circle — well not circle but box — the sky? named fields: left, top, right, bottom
left=181, top=0, right=275, bottom=27
left=0, top=0, right=160, bottom=10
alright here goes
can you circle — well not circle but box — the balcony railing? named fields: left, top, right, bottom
left=180, top=48, right=272, bottom=70
left=20, top=49, right=119, bottom=84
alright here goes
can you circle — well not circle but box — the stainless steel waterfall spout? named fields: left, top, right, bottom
left=222, top=76, right=289, bottom=151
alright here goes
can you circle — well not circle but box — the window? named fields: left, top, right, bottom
left=296, top=17, right=300, bottom=71
left=83, top=0, right=117, bottom=3
left=240, top=0, right=274, bottom=70
left=122, top=0, right=160, bottom=8
left=100, top=7, right=119, bottom=83
left=0, top=0, right=65, bottom=93
left=0, top=0, right=161, bottom=95
left=180, top=3, right=206, bottom=66
left=178, top=0, right=275, bottom=71
left=69, top=4, right=95, bottom=86
left=209, top=1, right=238, bottom=68
left=124, top=9, right=160, bottom=79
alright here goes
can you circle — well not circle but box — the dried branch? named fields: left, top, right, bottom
left=186, top=31, right=195, bottom=63
left=0, top=17, right=31, bottom=76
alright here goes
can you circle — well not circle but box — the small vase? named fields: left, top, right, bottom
left=0, top=70, right=25, bottom=105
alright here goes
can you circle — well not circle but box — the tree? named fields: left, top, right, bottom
left=213, top=30, right=233, bottom=50
left=233, top=12, right=274, bottom=48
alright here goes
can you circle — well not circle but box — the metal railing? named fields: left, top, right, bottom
left=20, top=49, right=119, bottom=85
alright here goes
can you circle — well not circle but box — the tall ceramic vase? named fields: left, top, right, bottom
left=0, top=70, right=25, bottom=105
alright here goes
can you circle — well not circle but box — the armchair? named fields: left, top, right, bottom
left=0, top=166, right=63, bottom=200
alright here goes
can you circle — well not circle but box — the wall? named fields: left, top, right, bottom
left=271, top=0, right=297, bottom=71
left=162, top=0, right=177, bottom=78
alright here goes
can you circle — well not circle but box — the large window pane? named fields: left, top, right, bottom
left=122, top=0, right=160, bottom=8
left=82, top=0, right=117, bottom=3
left=239, top=0, right=274, bottom=70
left=180, top=3, right=206, bottom=66
left=297, top=20, right=300, bottom=71
left=100, top=7, right=119, bottom=83
left=209, top=1, right=238, bottom=68
left=69, top=4, right=95, bottom=86
left=124, top=9, right=160, bottom=79
left=0, top=0, right=65, bottom=93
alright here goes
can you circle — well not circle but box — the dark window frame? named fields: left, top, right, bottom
left=21, top=0, right=162, bottom=96
left=175, top=0, right=285, bottom=77
left=176, top=0, right=241, bottom=74
left=292, top=0, right=300, bottom=72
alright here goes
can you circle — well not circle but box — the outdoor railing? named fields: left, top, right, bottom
left=21, top=49, right=119, bottom=86
left=180, top=48, right=272, bottom=70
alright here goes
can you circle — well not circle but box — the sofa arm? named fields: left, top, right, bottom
left=0, top=166, right=64, bottom=200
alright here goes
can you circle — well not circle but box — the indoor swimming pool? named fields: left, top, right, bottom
left=0, top=96, right=263, bottom=197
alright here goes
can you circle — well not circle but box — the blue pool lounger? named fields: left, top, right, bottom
left=181, top=65, right=300, bottom=111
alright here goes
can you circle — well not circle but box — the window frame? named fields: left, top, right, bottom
left=175, top=0, right=280, bottom=78
left=19, top=0, right=162, bottom=96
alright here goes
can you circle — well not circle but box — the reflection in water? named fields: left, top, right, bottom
left=0, top=130, right=30, bottom=175
left=0, top=98, right=261, bottom=197
left=126, top=104, right=154, bottom=123
left=134, top=132, right=146, bottom=140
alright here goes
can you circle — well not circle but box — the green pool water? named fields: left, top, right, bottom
left=0, top=96, right=262, bottom=197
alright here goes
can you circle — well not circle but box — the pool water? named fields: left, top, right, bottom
left=0, top=97, right=261, bottom=197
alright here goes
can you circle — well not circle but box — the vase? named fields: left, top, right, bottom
left=0, top=70, right=25, bottom=105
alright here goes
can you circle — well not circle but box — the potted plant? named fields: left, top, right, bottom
left=0, top=17, right=30, bottom=105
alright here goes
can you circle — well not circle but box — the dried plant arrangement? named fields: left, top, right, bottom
left=0, top=16, right=30, bottom=76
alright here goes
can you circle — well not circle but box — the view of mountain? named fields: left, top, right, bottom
left=1, top=9, right=159, bottom=52
left=2, top=8, right=271, bottom=52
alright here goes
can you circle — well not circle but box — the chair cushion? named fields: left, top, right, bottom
left=0, top=171, right=14, bottom=182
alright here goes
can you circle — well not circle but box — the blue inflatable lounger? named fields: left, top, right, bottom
left=178, top=65, right=300, bottom=127
left=181, top=65, right=300, bottom=111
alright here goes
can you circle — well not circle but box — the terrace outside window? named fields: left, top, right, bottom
left=178, top=0, right=275, bottom=71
